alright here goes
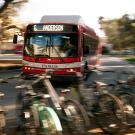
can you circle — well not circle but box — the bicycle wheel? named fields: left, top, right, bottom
left=94, top=93, right=126, bottom=134
left=24, top=106, right=63, bottom=135
left=39, top=106, right=63, bottom=135
left=64, top=99, right=90, bottom=135
left=118, top=92, right=135, bottom=127
left=0, top=113, right=6, bottom=135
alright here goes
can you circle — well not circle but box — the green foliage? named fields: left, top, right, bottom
left=123, top=56, right=135, bottom=62
left=0, top=0, right=28, bottom=42
left=99, top=14, right=135, bottom=50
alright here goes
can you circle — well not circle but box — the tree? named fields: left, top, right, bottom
left=118, top=14, right=135, bottom=48
left=0, top=0, right=13, bottom=13
left=0, top=0, right=28, bottom=42
left=99, top=14, right=135, bottom=50
left=0, top=0, right=28, bottom=13
left=99, top=17, right=121, bottom=49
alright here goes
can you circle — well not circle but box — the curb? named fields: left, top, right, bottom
left=0, top=58, right=22, bottom=71
left=0, top=64, right=22, bottom=71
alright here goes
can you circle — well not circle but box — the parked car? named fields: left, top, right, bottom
left=122, top=49, right=134, bottom=55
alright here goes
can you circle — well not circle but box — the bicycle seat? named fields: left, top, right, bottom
left=25, top=91, right=36, bottom=96
left=15, top=84, right=27, bottom=89
left=95, top=81, right=107, bottom=87
left=36, top=93, right=50, bottom=99
left=117, top=80, right=126, bottom=84
left=0, top=92, right=4, bottom=97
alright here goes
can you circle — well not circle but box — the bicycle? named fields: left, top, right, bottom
left=106, top=71, right=135, bottom=128
left=79, top=70, right=127, bottom=134
left=0, top=71, right=90, bottom=135
left=24, top=71, right=91, bottom=135
left=89, top=70, right=135, bottom=128
left=16, top=83, right=63, bottom=135
left=39, top=70, right=127, bottom=134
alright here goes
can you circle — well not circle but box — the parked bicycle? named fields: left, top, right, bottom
left=0, top=72, right=90, bottom=135
left=88, top=70, right=135, bottom=128
left=106, top=71, right=135, bottom=128
left=16, top=82, right=63, bottom=135
left=22, top=72, right=90, bottom=135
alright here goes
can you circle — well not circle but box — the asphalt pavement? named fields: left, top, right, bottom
left=99, top=55, right=135, bottom=73
left=84, top=55, right=135, bottom=86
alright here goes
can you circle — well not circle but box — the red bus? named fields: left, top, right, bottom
left=14, top=15, right=100, bottom=77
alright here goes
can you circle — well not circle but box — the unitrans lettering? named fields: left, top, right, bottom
left=42, top=64, right=58, bottom=68
left=43, top=25, right=63, bottom=31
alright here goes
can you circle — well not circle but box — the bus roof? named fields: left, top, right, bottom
left=40, top=15, right=85, bottom=25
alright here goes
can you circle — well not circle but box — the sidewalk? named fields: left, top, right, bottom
left=0, top=54, right=22, bottom=70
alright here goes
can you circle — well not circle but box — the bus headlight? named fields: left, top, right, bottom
left=67, top=68, right=74, bottom=72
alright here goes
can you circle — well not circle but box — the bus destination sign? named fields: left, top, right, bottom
left=34, top=25, right=63, bottom=31
left=27, top=24, right=78, bottom=32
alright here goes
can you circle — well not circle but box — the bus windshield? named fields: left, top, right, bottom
left=24, top=33, right=78, bottom=58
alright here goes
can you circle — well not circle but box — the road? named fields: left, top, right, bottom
left=1, top=55, right=135, bottom=135
left=0, top=70, right=21, bottom=129
left=84, top=55, right=135, bottom=85
left=100, top=55, right=135, bottom=73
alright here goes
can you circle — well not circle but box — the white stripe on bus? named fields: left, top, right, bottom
left=22, top=60, right=85, bottom=69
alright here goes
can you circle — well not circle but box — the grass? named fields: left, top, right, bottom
left=123, top=56, right=135, bottom=62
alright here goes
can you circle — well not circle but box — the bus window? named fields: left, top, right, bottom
left=82, top=34, right=91, bottom=56
left=82, top=34, right=99, bottom=56
left=24, top=33, right=78, bottom=57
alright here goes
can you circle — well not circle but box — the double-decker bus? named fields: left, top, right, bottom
left=14, top=15, right=100, bottom=78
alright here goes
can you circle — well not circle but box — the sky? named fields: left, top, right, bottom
left=18, top=0, right=135, bottom=37
left=0, top=0, right=5, bottom=8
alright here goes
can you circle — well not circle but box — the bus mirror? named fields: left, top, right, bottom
left=13, top=34, right=18, bottom=44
